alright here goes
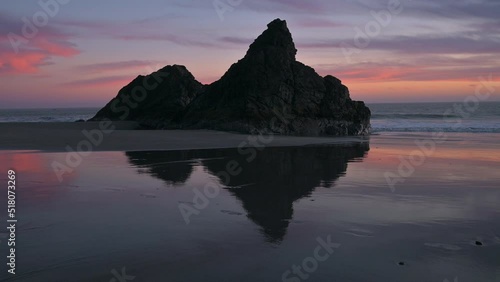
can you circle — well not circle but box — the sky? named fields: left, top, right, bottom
left=1, top=0, right=499, bottom=108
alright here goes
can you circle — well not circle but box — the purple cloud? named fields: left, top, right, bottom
left=76, top=60, right=164, bottom=73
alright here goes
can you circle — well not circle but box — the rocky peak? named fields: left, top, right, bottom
left=245, top=18, right=297, bottom=62
left=157, top=65, right=195, bottom=80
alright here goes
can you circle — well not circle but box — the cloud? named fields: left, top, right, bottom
left=315, top=59, right=500, bottom=82
left=33, top=37, right=79, bottom=57
left=76, top=60, right=162, bottom=73
left=366, top=35, right=500, bottom=55
left=51, top=19, right=110, bottom=30
left=256, top=0, right=500, bottom=21
left=402, top=0, right=500, bottom=21
left=61, top=75, right=133, bottom=88
left=230, top=0, right=327, bottom=14
left=468, top=20, right=500, bottom=34
left=295, top=18, right=346, bottom=28
left=0, top=13, right=79, bottom=75
left=298, top=33, right=500, bottom=55
left=48, top=17, right=221, bottom=48
left=218, top=36, right=253, bottom=45
left=113, top=33, right=220, bottom=48
left=0, top=48, right=47, bottom=74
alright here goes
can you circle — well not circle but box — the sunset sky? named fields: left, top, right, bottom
left=1, top=0, right=499, bottom=108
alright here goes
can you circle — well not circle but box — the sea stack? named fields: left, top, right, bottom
left=91, top=19, right=371, bottom=136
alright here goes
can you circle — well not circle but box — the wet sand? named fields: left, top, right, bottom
left=0, top=122, right=369, bottom=151
left=0, top=124, right=499, bottom=281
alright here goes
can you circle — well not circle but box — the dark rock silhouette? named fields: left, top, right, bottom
left=125, top=144, right=369, bottom=242
left=91, top=19, right=371, bottom=136
left=91, top=65, right=203, bottom=126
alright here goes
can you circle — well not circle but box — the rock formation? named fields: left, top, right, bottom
left=91, top=19, right=371, bottom=136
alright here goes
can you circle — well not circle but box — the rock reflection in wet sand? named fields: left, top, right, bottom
left=126, top=144, right=369, bottom=242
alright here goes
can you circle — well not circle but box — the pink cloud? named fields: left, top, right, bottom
left=0, top=14, right=80, bottom=75
left=34, top=38, right=79, bottom=57
left=315, top=62, right=500, bottom=82
left=0, top=50, right=46, bottom=74
left=76, top=60, right=162, bottom=73
left=0, top=39, right=79, bottom=74
left=61, top=75, right=135, bottom=88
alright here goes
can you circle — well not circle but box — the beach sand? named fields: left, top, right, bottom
left=0, top=122, right=369, bottom=151
left=0, top=123, right=499, bottom=281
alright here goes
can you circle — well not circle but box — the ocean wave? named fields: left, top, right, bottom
left=371, top=127, right=500, bottom=133
left=372, top=113, right=461, bottom=119
left=0, top=109, right=97, bottom=122
left=39, top=116, right=55, bottom=121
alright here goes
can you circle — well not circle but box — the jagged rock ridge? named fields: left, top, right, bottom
left=91, top=19, right=371, bottom=136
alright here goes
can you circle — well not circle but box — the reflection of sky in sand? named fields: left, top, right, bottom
left=1, top=133, right=499, bottom=281
left=320, top=139, right=500, bottom=225
left=298, top=190, right=494, bottom=226
left=3, top=134, right=499, bottom=226
left=0, top=151, right=76, bottom=202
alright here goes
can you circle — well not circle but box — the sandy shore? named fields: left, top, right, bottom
left=0, top=122, right=369, bottom=151
left=1, top=123, right=499, bottom=282
left=1, top=125, right=499, bottom=282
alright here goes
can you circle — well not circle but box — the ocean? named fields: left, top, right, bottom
left=370, top=102, right=500, bottom=133
left=0, top=107, right=98, bottom=123
left=1, top=102, right=499, bottom=133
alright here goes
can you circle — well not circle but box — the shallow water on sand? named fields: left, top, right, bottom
left=0, top=133, right=499, bottom=282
